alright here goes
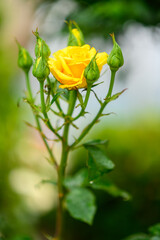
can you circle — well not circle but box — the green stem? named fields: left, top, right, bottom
left=50, top=108, right=64, bottom=118
left=55, top=99, right=64, bottom=117
left=25, top=72, right=33, bottom=101
left=70, top=71, right=116, bottom=149
left=106, top=71, right=116, bottom=98
left=47, top=77, right=65, bottom=117
left=25, top=73, right=58, bottom=168
left=39, top=81, right=62, bottom=140
left=73, top=85, right=91, bottom=121
left=56, top=90, right=77, bottom=240
left=35, top=117, right=58, bottom=168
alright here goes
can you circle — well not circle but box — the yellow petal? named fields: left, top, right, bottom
left=58, top=55, right=73, bottom=76
left=96, top=52, right=108, bottom=71
left=76, top=70, right=87, bottom=88
left=81, top=44, right=91, bottom=51
left=59, top=80, right=82, bottom=89
left=49, top=63, right=81, bottom=86
left=77, top=77, right=87, bottom=88
left=67, top=45, right=90, bottom=61
left=59, top=69, right=85, bottom=89
left=72, top=28, right=81, bottom=46
left=48, top=57, right=62, bottom=71
left=68, top=62, right=87, bottom=78
left=64, top=57, right=90, bottom=66
left=53, top=48, right=68, bottom=58
left=89, top=47, right=96, bottom=59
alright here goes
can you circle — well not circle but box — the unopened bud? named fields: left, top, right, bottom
left=107, top=33, right=124, bottom=72
left=33, top=30, right=51, bottom=58
left=32, top=56, right=50, bottom=82
left=68, top=21, right=85, bottom=46
left=84, top=54, right=100, bottom=86
left=16, top=40, right=33, bottom=73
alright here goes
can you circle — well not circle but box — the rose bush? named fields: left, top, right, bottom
left=48, top=44, right=108, bottom=89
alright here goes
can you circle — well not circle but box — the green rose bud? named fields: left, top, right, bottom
left=16, top=40, right=33, bottom=73
left=33, top=30, right=51, bottom=58
left=32, top=56, right=50, bottom=82
left=84, top=54, right=100, bottom=86
left=107, top=33, right=124, bottom=72
left=67, top=20, right=85, bottom=46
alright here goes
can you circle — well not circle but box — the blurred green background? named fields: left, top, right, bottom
left=0, top=0, right=160, bottom=239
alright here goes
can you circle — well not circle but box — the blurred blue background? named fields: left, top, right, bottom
left=0, top=0, right=160, bottom=239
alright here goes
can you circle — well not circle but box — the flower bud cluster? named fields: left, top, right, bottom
left=32, top=30, right=50, bottom=82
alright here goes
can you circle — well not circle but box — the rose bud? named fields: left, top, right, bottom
left=68, top=21, right=85, bottom=46
left=33, top=30, right=51, bottom=58
left=32, top=56, right=50, bottom=82
left=107, top=33, right=124, bottom=72
left=16, top=40, right=33, bottom=73
left=84, top=54, right=100, bottom=86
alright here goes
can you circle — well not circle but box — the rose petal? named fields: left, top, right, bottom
left=49, top=61, right=81, bottom=86
left=68, top=62, right=87, bottom=78
left=48, top=57, right=62, bottom=71
left=89, top=47, right=97, bottom=59
left=58, top=55, right=73, bottom=76
left=96, top=52, right=108, bottom=71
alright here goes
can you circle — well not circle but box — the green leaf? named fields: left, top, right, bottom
left=17, top=96, right=23, bottom=107
left=56, top=83, right=70, bottom=101
left=50, top=91, right=64, bottom=105
left=9, top=237, right=33, bottom=240
left=44, top=156, right=55, bottom=166
left=84, top=145, right=115, bottom=180
left=23, top=97, right=41, bottom=112
left=71, top=121, right=79, bottom=129
left=91, top=89, right=102, bottom=105
left=124, top=234, right=149, bottom=240
left=64, top=169, right=88, bottom=190
left=105, top=88, right=127, bottom=102
left=46, top=92, right=51, bottom=108
left=43, top=233, right=54, bottom=240
left=150, top=237, right=160, bottom=240
left=87, top=154, right=103, bottom=181
left=90, top=81, right=104, bottom=88
left=149, top=223, right=160, bottom=236
left=86, top=146, right=115, bottom=171
left=83, top=139, right=108, bottom=147
left=90, top=177, right=131, bottom=200
left=100, top=112, right=115, bottom=117
left=77, top=90, right=84, bottom=109
left=36, top=179, right=57, bottom=187
left=65, top=188, right=97, bottom=225
left=24, top=121, right=38, bottom=130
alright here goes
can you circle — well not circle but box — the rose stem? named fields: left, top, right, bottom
left=56, top=90, right=77, bottom=240
left=70, top=70, right=116, bottom=149
left=25, top=72, right=58, bottom=167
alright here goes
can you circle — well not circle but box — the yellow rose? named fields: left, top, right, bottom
left=48, top=44, right=108, bottom=89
